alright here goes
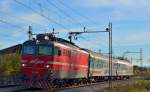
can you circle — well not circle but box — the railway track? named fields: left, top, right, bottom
left=0, top=75, right=22, bottom=86
left=0, top=76, right=141, bottom=92
left=0, top=82, right=104, bottom=92
left=57, top=79, right=132, bottom=92
left=1, top=78, right=135, bottom=92
left=54, top=76, right=139, bottom=91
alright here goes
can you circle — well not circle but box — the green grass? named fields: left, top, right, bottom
left=98, top=79, right=150, bottom=92
left=108, top=80, right=150, bottom=92
left=0, top=54, right=21, bottom=76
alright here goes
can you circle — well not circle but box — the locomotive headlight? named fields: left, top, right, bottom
left=46, top=65, right=49, bottom=68
left=22, top=64, right=26, bottom=67
left=44, top=36, right=49, bottom=40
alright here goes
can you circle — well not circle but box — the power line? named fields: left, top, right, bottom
left=0, top=13, right=48, bottom=34
left=37, top=3, right=44, bottom=16
left=46, top=0, right=84, bottom=28
left=0, top=11, right=49, bottom=28
left=56, top=0, right=98, bottom=26
left=13, top=0, right=70, bottom=31
left=79, top=35, right=108, bottom=47
left=0, top=19, right=25, bottom=30
left=35, top=1, right=72, bottom=29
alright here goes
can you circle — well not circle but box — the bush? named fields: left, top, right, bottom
left=0, top=54, right=21, bottom=76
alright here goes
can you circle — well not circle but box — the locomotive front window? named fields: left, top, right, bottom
left=38, top=45, right=52, bottom=56
left=23, top=45, right=35, bottom=55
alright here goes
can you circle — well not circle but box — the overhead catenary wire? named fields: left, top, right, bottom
left=0, top=11, right=49, bottom=29
left=56, top=0, right=98, bottom=26
left=46, top=0, right=84, bottom=28
left=0, top=19, right=25, bottom=30
left=75, top=37, right=99, bottom=51
left=13, top=0, right=71, bottom=31
left=79, top=35, right=108, bottom=49
left=34, top=1, right=72, bottom=29
left=37, top=3, right=44, bottom=16
left=83, top=28, right=121, bottom=51
left=80, top=37, right=108, bottom=53
left=0, top=19, right=28, bottom=42
left=0, top=13, right=51, bottom=33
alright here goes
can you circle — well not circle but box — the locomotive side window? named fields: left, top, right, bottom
left=38, top=45, right=52, bottom=56
left=62, top=49, right=70, bottom=56
left=62, top=49, right=66, bottom=56
left=54, top=46, right=61, bottom=56
left=23, top=45, right=35, bottom=55
left=68, top=50, right=71, bottom=56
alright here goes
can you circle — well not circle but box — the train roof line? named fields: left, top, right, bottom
left=35, top=33, right=80, bottom=48
left=81, top=48, right=131, bottom=63
left=0, top=44, right=22, bottom=55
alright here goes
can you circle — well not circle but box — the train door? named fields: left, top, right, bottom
left=89, top=57, right=94, bottom=77
left=115, top=62, right=118, bottom=76
left=116, top=61, right=119, bottom=76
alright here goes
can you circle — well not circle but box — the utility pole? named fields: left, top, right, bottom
left=28, top=25, right=32, bottom=40
left=131, top=57, right=133, bottom=64
left=140, top=48, right=143, bottom=67
left=108, top=22, right=112, bottom=89
left=99, top=49, right=101, bottom=54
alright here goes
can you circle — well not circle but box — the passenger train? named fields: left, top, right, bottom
left=21, top=33, right=133, bottom=86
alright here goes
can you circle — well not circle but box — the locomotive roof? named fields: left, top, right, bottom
left=55, top=37, right=80, bottom=49
left=23, top=33, right=79, bottom=48
left=23, top=40, right=36, bottom=45
left=36, top=33, right=80, bottom=48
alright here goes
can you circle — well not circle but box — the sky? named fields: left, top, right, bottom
left=0, top=0, right=150, bottom=67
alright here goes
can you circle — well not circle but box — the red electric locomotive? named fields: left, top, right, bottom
left=21, top=33, right=89, bottom=87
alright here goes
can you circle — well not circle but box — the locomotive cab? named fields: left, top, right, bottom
left=21, top=34, right=63, bottom=81
left=21, top=40, right=54, bottom=80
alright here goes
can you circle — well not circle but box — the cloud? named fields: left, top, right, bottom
left=73, top=0, right=150, bottom=47
left=0, top=0, right=14, bottom=13
left=125, top=31, right=150, bottom=45
left=0, top=28, right=25, bottom=38
left=76, top=0, right=150, bottom=8
left=0, top=44, right=3, bottom=49
left=75, top=0, right=150, bottom=22
left=113, top=30, right=150, bottom=46
left=18, top=13, right=48, bottom=26
left=0, top=38, right=19, bottom=50
left=12, top=31, right=23, bottom=38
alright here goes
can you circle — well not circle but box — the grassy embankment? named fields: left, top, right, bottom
left=110, top=79, right=150, bottom=92
left=0, top=54, right=21, bottom=76
left=99, top=79, right=150, bottom=92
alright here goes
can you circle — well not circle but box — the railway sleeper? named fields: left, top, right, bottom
left=21, top=76, right=131, bottom=90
